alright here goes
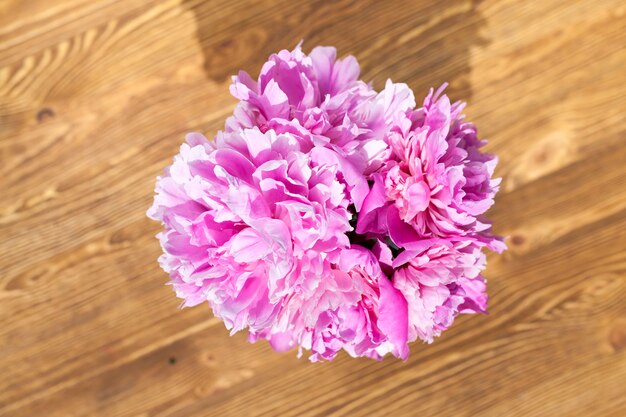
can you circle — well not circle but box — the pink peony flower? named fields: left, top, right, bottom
left=148, top=44, right=505, bottom=361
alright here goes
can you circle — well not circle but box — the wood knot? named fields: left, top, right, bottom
left=608, top=323, right=626, bottom=352
left=511, top=235, right=525, bottom=246
left=200, top=351, right=217, bottom=367
left=36, top=107, right=55, bottom=123
left=5, top=273, right=41, bottom=290
left=218, top=39, right=234, bottom=50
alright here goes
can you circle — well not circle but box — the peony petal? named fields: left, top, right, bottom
left=356, top=173, right=388, bottom=235
left=230, top=228, right=271, bottom=262
left=378, top=276, right=409, bottom=360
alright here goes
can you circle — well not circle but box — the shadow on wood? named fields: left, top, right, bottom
left=182, top=0, right=488, bottom=100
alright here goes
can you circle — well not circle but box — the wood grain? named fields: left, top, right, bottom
left=1, top=0, right=625, bottom=416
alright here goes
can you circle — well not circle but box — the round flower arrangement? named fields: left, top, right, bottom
left=148, top=44, right=505, bottom=361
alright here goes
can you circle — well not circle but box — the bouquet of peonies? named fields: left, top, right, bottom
left=148, top=44, right=505, bottom=361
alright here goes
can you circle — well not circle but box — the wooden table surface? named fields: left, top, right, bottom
left=1, top=0, right=625, bottom=416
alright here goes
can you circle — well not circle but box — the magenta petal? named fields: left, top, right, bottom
left=356, top=173, right=388, bottom=234
left=214, top=148, right=255, bottom=182
left=378, top=275, right=409, bottom=360
left=269, top=332, right=295, bottom=352
left=386, top=205, right=420, bottom=247
left=458, top=276, right=488, bottom=313
left=404, top=180, right=430, bottom=219
left=372, top=239, right=393, bottom=268
left=230, top=228, right=270, bottom=262
left=338, top=245, right=382, bottom=278
left=310, top=146, right=369, bottom=211
left=310, top=46, right=336, bottom=97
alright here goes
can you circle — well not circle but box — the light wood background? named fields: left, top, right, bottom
left=1, top=0, right=625, bottom=416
